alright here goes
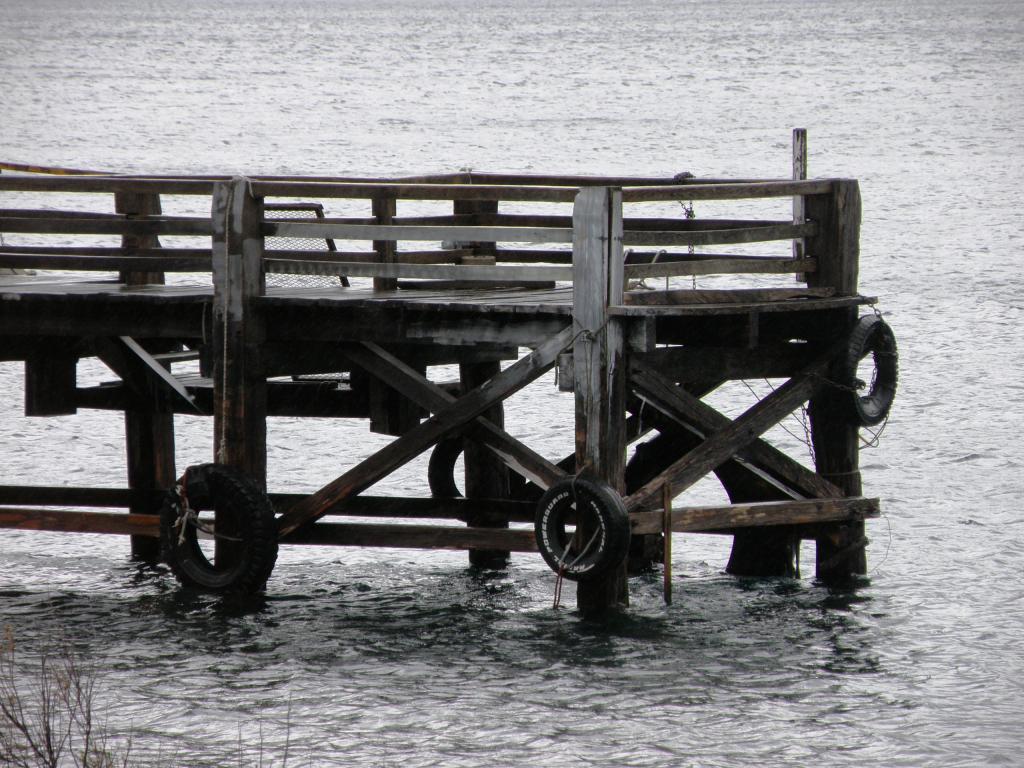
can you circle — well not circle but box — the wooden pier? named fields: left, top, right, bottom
left=0, top=136, right=895, bottom=616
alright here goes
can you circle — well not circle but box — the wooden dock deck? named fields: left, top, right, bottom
left=0, top=140, right=895, bottom=616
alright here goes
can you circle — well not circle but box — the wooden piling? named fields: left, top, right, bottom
left=806, top=180, right=867, bottom=580
left=211, top=178, right=268, bottom=487
left=572, top=187, right=629, bottom=617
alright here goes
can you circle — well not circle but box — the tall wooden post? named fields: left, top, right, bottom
left=572, top=187, right=628, bottom=616
left=116, top=191, right=174, bottom=561
left=460, top=360, right=510, bottom=568
left=211, top=177, right=267, bottom=488
left=806, top=180, right=866, bottom=580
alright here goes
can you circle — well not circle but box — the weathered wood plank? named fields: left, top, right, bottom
left=633, top=344, right=820, bottom=382
left=0, top=253, right=211, bottom=272
left=623, top=257, right=815, bottom=280
left=622, top=179, right=835, bottom=203
left=0, top=507, right=160, bottom=536
left=0, top=215, right=211, bottom=237
left=622, top=222, right=815, bottom=248
left=276, top=325, right=575, bottom=537
left=265, top=221, right=574, bottom=244
left=623, top=287, right=834, bottom=306
left=282, top=522, right=538, bottom=552
left=264, top=259, right=572, bottom=282
left=630, top=496, right=879, bottom=535
left=253, top=180, right=579, bottom=203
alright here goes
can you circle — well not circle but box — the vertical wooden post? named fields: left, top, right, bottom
left=806, top=180, right=866, bottom=580
left=792, top=128, right=808, bottom=263
left=460, top=360, right=510, bottom=568
left=372, top=195, right=397, bottom=292
left=572, top=187, right=628, bottom=617
left=211, top=177, right=267, bottom=488
left=115, top=191, right=174, bottom=561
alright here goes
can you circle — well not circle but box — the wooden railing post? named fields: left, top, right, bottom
left=806, top=179, right=867, bottom=580
left=372, top=195, right=397, bottom=291
left=572, top=186, right=628, bottom=616
left=805, top=179, right=860, bottom=296
left=211, top=177, right=267, bottom=488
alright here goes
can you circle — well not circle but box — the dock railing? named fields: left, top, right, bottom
left=0, top=169, right=859, bottom=302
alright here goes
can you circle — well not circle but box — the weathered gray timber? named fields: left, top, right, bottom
left=0, top=140, right=893, bottom=618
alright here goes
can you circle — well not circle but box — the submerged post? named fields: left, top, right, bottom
left=116, top=190, right=174, bottom=562
left=211, top=177, right=268, bottom=488
left=572, top=186, right=628, bottom=616
left=806, top=179, right=867, bottom=579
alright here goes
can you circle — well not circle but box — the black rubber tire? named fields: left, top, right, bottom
left=534, top=477, right=631, bottom=582
left=842, top=315, right=898, bottom=427
left=427, top=438, right=464, bottom=498
left=160, top=464, right=278, bottom=594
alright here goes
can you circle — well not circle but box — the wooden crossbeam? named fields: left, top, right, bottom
left=0, top=507, right=537, bottom=551
left=623, top=353, right=836, bottom=512
left=282, top=522, right=537, bottom=552
left=628, top=359, right=842, bottom=501
left=341, top=342, right=568, bottom=490
left=276, top=326, right=576, bottom=538
left=630, top=497, right=879, bottom=535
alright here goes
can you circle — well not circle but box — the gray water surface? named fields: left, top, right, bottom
left=2, top=0, right=1023, bottom=765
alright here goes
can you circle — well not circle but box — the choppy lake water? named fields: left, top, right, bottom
left=2, top=0, right=1023, bottom=765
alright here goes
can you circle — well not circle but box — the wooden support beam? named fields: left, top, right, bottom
left=633, top=343, right=820, bottom=383
left=460, top=360, right=511, bottom=568
left=630, top=496, right=879, bottom=535
left=341, top=342, right=567, bottom=489
left=806, top=180, right=866, bottom=580
left=124, top=406, right=175, bottom=561
left=0, top=507, right=538, bottom=552
left=624, top=354, right=835, bottom=513
left=24, top=340, right=77, bottom=416
left=572, top=187, right=629, bottom=616
left=211, top=177, right=268, bottom=486
left=282, top=522, right=536, bottom=552
left=628, top=359, right=842, bottom=501
left=276, top=325, right=575, bottom=538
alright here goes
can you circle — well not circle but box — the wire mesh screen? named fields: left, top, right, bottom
left=264, top=203, right=349, bottom=289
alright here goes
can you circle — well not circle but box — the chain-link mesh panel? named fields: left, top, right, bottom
left=264, top=203, right=349, bottom=288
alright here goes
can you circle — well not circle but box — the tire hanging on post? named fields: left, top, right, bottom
left=534, top=477, right=631, bottom=582
left=841, top=314, right=898, bottom=427
left=160, top=463, right=278, bottom=593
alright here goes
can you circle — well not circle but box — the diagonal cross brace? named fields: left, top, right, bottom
left=276, top=325, right=575, bottom=538
left=341, top=343, right=568, bottom=490
left=629, top=359, right=842, bottom=501
left=93, top=336, right=201, bottom=414
left=623, top=350, right=840, bottom=513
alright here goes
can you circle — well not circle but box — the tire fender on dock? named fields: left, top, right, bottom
left=160, top=463, right=278, bottom=594
left=842, top=314, right=899, bottom=427
left=534, top=477, right=631, bottom=582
